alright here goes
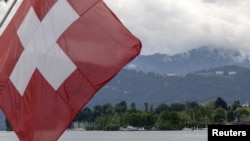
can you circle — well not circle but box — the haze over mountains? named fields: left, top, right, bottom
left=87, top=47, right=250, bottom=109
left=125, top=47, right=250, bottom=75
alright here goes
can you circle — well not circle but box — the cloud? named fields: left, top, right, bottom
left=104, top=0, right=250, bottom=56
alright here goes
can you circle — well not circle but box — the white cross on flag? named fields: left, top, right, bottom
left=0, top=0, right=141, bottom=140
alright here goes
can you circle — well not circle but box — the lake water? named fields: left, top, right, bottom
left=0, top=130, right=207, bottom=141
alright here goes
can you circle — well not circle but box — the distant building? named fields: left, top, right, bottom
left=228, top=71, right=236, bottom=75
left=215, top=71, right=224, bottom=75
left=196, top=72, right=214, bottom=76
left=166, top=73, right=176, bottom=77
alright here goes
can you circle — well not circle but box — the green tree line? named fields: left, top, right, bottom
left=70, top=97, right=250, bottom=131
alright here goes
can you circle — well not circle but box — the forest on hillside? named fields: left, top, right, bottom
left=88, top=66, right=250, bottom=109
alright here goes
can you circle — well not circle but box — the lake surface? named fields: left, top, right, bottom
left=0, top=130, right=207, bottom=141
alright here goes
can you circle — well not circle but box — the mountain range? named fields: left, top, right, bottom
left=87, top=65, right=250, bottom=109
left=125, top=47, right=250, bottom=75
left=86, top=47, right=250, bottom=108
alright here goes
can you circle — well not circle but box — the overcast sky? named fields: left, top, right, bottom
left=104, top=0, right=250, bottom=56
left=1, top=0, right=250, bottom=56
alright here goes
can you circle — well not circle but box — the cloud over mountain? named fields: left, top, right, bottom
left=105, top=0, right=250, bottom=56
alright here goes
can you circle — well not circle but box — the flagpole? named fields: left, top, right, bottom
left=0, top=0, right=17, bottom=27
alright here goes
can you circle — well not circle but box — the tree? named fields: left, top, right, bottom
left=105, top=114, right=121, bottom=130
left=185, top=101, right=199, bottom=109
left=130, top=102, right=137, bottom=110
left=156, top=111, right=181, bottom=130
left=143, top=112, right=155, bottom=129
left=144, top=102, right=149, bottom=112
left=149, top=105, right=154, bottom=112
left=226, top=109, right=235, bottom=122
left=231, top=100, right=241, bottom=110
left=212, top=108, right=226, bottom=124
left=123, top=112, right=141, bottom=127
left=170, top=102, right=185, bottom=112
left=102, top=103, right=114, bottom=115
left=235, top=108, right=249, bottom=118
left=82, top=107, right=94, bottom=122
left=115, top=101, right=127, bottom=113
left=215, top=97, right=228, bottom=110
left=154, top=103, right=169, bottom=114
left=93, top=105, right=103, bottom=120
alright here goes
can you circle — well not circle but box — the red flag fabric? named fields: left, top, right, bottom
left=0, top=0, right=141, bottom=140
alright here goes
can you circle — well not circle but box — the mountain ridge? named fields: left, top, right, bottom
left=87, top=65, right=250, bottom=109
left=126, top=47, right=250, bottom=75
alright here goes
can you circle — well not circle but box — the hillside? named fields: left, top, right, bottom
left=87, top=65, right=250, bottom=109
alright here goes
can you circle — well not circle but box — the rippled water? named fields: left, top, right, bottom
left=0, top=130, right=207, bottom=141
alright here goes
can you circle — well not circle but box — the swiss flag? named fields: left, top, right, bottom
left=0, top=0, right=141, bottom=140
